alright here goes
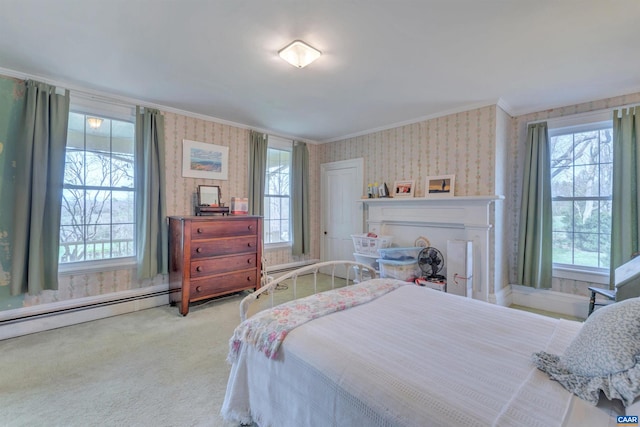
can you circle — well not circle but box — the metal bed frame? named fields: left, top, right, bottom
left=238, top=260, right=377, bottom=321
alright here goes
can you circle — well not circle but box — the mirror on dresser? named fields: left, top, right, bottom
left=197, top=185, right=221, bottom=206
left=195, top=185, right=229, bottom=215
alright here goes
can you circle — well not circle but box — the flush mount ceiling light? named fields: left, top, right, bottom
left=87, top=117, right=103, bottom=129
left=278, top=40, right=321, bottom=68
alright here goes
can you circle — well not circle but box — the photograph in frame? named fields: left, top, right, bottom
left=392, top=180, right=415, bottom=198
left=182, top=139, right=229, bottom=180
left=425, top=174, right=455, bottom=198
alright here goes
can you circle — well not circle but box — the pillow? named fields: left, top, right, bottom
left=532, top=297, right=640, bottom=407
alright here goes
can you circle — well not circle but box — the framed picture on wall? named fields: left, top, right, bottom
left=182, top=139, right=229, bottom=180
left=425, top=174, right=455, bottom=198
left=392, top=180, right=415, bottom=198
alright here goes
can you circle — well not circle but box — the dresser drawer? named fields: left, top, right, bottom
left=191, top=219, right=258, bottom=239
left=191, top=253, right=257, bottom=278
left=191, top=236, right=257, bottom=258
left=190, top=270, right=258, bottom=298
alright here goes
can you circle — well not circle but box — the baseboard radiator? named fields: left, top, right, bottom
left=0, top=285, right=169, bottom=341
left=263, top=259, right=320, bottom=279
left=0, top=260, right=322, bottom=340
left=510, top=284, right=589, bottom=319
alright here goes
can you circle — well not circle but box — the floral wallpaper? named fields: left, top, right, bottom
left=162, top=111, right=320, bottom=268
left=319, top=105, right=499, bottom=197
left=2, top=66, right=640, bottom=312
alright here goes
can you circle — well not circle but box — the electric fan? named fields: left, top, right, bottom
left=417, top=247, right=445, bottom=280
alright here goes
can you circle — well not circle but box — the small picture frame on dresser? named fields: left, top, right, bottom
left=230, top=197, right=249, bottom=215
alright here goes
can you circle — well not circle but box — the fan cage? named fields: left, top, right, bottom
left=418, top=247, right=445, bottom=279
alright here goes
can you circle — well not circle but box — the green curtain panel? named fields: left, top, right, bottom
left=0, top=77, right=26, bottom=293
left=517, top=122, right=553, bottom=289
left=291, top=141, right=310, bottom=256
left=610, top=108, right=640, bottom=284
left=135, top=107, right=168, bottom=280
left=248, top=130, right=267, bottom=216
left=11, top=80, right=70, bottom=295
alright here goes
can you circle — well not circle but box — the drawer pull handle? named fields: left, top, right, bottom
left=196, top=286, right=202, bottom=293
left=247, top=258, right=252, bottom=264
left=248, top=225, right=254, bottom=230
left=247, top=242, right=253, bottom=247
left=196, top=247, right=203, bottom=253
left=246, top=276, right=252, bottom=282
left=196, top=266, right=202, bottom=272
left=197, top=228, right=203, bottom=234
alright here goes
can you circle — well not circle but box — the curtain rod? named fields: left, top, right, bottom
left=71, top=90, right=134, bottom=110
left=613, top=103, right=640, bottom=117
left=527, top=101, right=640, bottom=126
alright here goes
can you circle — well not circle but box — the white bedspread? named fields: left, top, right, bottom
left=222, top=284, right=615, bottom=427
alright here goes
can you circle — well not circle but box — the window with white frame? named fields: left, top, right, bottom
left=264, top=136, right=291, bottom=245
left=59, top=110, right=136, bottom=264
left=549, top=114, right=613, bottom=272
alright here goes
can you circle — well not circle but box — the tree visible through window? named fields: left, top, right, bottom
left=264, top=146, right=291, bottom=244
left=59, top=112, right=135, bottom=263
left=550, top=122, right=612, bottom=269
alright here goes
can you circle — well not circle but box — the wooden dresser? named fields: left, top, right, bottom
left=168, top=215, right=262, bottom=316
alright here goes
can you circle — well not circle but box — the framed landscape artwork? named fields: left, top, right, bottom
left=182, top=139, right=229, bottom=180
left=425, top=175, right=455, bottom=198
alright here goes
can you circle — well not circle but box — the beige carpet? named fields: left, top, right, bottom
left=0, top=276, right=578, bottom=427
left=1, top=298, right=241, bottom=426
left=0, top=275, right=347, bottom=427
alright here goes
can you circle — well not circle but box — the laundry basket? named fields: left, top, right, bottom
left=351, top=234, right=393, bottom=256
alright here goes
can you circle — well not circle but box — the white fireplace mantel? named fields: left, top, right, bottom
left=358, top=195, right=504, bottom=302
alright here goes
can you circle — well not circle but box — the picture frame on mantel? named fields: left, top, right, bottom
left=182, top=139, right=229, bottom=180
left=392, top=180, right=415, bottom=198
left=425, top=174, right=455, bottom=198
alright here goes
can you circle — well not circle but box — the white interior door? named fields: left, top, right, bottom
left=321, top=158, right=364, bottom=277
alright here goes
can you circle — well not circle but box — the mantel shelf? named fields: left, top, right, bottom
left=357, top=195, right=504, bottom=204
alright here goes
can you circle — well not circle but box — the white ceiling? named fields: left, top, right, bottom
left=1, top=1, right=639, bottom=142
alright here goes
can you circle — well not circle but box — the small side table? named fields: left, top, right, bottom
left=587, top=286, right=616, bottom=316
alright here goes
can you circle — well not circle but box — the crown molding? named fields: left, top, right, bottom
left=0, top=66, right=320, bottom=145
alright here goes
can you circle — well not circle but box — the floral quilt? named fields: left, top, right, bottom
left=227, top=278, right=408, bottom=363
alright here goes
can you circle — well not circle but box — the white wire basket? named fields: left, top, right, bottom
left=351, top=234, right=393, bottom=256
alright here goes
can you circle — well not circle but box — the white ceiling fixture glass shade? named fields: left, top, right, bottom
left=86, top=117, right=103, bottom=129
left=278, top=40, right=321, bottom=68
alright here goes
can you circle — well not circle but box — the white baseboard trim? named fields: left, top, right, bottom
left=264, top=259, right=320, bottom=279
left=491, top=285, right=512, bottom=307
left=0, top=284, right=169, bottom=341
left=510, top=284, right=589, bottom=319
